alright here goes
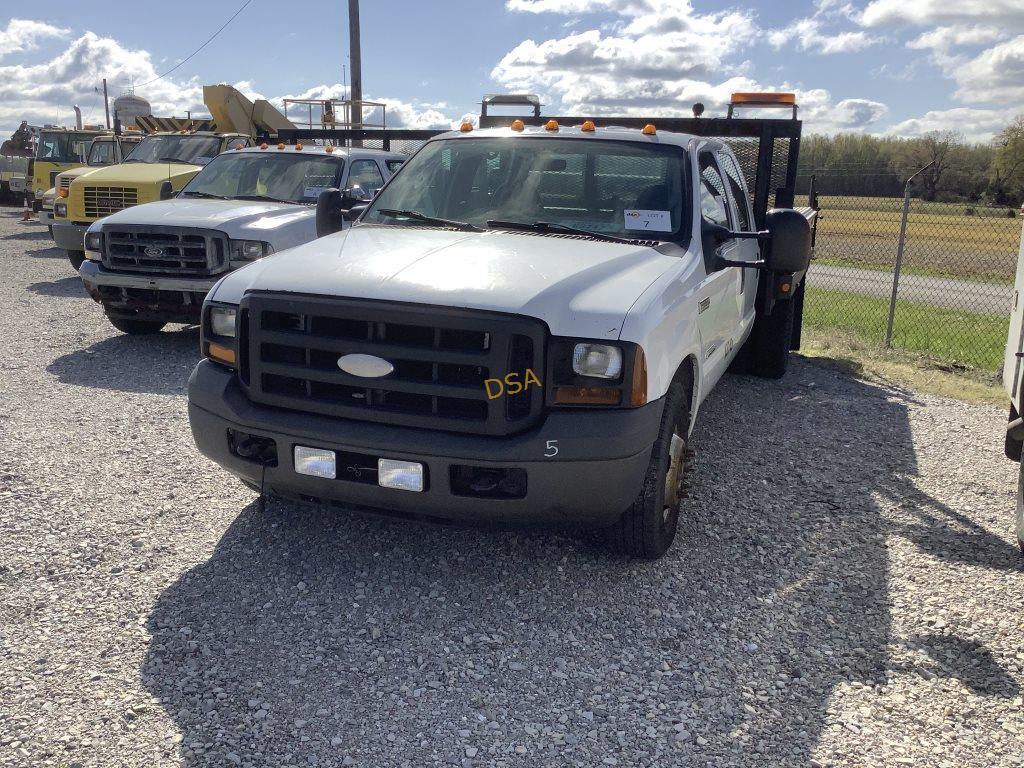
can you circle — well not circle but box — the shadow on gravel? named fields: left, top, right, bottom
left=144, top=358, right=964, bottom=766
left=25, top=246, right=66, bottom=260
left=26, top=276, right=86, bottom=297
left=910, top=634, right=1021, bottom=697
left=47, top=328, right=200, bottom=394
left=1, top=228, right=49, bottom=241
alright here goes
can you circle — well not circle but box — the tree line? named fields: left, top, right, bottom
left=795, top=117, right=1024, bottom=206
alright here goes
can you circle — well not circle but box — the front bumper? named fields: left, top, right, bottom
left=40, top=209, right=54, bottom=227
left=79, top=260, right=221, bottom=323
left=51, top=220, right=87, bottom=251
left=188, top=360, right=663, bottom=526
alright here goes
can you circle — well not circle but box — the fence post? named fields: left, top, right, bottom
left=884, top=186, right=912, bottom=348
left=884, top=161, right=935, bottom=349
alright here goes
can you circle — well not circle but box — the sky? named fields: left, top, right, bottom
left=0, top=0, right=1022, bottom=142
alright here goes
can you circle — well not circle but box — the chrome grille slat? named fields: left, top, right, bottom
left=243, top=294, right=547, bottom=436
left=101, top=225, right=229, bottom=276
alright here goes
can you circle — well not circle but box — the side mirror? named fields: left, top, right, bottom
left=343, top=203, right=368, bottom=222
left=159, top=180, right=173, bottom=200
left=316, top=188, right=345, bottom=237
left=763, top=208, right=811, bottom=273
left=340, top=184, right=371, bottom=208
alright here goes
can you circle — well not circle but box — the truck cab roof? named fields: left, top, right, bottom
left=436, top=124, right=707, bottom=151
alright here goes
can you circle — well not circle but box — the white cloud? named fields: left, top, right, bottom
left=0, top=18, right=69, bottom=61
left=907, top=25, right=1007, bottom=51
left=768, top=20, right=879, bottom=54
left=860, top=0, right=1024, bottom=28
left=953, top=35, right=1024, bottom=104
left=885, top=106, right=1019, bottom=141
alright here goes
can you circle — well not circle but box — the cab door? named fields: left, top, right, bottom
left=695, top=152, right=742, bottom=382
left=716, top=150, right=760, bottom=338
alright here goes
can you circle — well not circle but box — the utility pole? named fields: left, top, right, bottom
left=348, top=0, right=363, bottom=136
left=103, top=78, right=111, bottom=129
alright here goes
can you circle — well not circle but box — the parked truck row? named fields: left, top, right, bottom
left=42, top=91, right=821, bottom=558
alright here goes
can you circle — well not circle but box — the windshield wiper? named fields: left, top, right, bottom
left=233, top=194, right=298, bottom=205
left=183, top=190, right=229, bottom=200
left=487, top=219, right=637, bottom=244
left=377, top=208, right=483, bottom=232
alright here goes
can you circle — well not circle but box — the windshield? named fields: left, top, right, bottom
left=123, top=135, right=224, bottom=165
left=87, top=140, right=119, bottom=166
left=362, top=137, right=687, bottom=240
left=35, top=132, right=95, bottom=163
left=181, top=152, right=345, bottom=203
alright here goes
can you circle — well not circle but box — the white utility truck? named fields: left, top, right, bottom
left=1001, top=217, right=1024, bottom=554
left=79, top=143, right=405, bottom=334
left=187, top=94, right=816, bottom=559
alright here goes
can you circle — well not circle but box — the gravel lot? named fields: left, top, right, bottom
left=1, top=206, right=1023, bottom=768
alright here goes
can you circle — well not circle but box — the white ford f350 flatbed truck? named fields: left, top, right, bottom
left=78, top=144, right=405, bottom=334
left=1000, top=215, right=1024, bottom=555
left=187, top=93, right=817, bottom=558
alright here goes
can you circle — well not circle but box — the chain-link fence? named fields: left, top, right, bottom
left=801, top=174, right=1023, bottom=371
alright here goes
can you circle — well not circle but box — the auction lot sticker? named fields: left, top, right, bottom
left=624, top=209, right=672, bottom=232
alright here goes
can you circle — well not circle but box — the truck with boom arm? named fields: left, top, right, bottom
left=187, top=93, right=816, bottom=559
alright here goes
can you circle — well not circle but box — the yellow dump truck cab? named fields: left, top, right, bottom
left=54, top=132, right=251, bottom=265
left=45, top=134, right=142, bottom=234
left=32, top=127, right=107, bottom=208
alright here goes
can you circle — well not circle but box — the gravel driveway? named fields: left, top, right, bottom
left=1, top=207, right=1022, bottom=767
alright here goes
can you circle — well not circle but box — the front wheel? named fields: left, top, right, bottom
left=613, top=372, right=692, bottom=559
left=67, top=250, right=85, bottom=270
left=108, top=317, right=166, bottom=335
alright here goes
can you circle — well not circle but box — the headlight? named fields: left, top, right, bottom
left=230, top=240, right=271, bottom=260
left=572, top=343, right=622, bottom=379
left=547, top=339, right=646, bottom=407
left=84, top=232, right=102, bottom=252
left=54, top=201, right=67, bottom=218
left=210, top=307, right=237, bottom=338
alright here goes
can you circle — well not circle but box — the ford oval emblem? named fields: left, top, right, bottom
left=337, top=353, right=394, bottom=378
left=144, top=246, right=164, bottom=257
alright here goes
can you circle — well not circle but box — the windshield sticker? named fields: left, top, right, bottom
left=304, top=186, right=328, bottom=198
left=624, top=209, right=672, bottom=232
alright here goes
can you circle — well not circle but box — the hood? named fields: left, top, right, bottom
left=59, top=165, right=104, bottom=183
left=96, top=198, right=313, bottom=235
left=211, top=225, right=685, bottom=339
left=69, top=161, right=199, bottom=186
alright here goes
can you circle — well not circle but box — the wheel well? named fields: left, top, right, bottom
left=671, top=355, right=698, bottom=422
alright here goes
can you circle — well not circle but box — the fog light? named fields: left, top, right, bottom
left=294, top=446, right=336, bottom=479
left=378, top=459, right=424, bottom=492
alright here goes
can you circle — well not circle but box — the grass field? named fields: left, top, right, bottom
left=803, top=286, right=1008, bottom=371
left=798, top=195, right=1022, bottom=285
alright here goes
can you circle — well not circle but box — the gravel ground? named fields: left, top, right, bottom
left=1, top=206, right=1023, bottom=768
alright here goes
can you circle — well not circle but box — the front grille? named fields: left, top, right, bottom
left=243, top=294, right=547, bottom=436
left=102, top=225, right=228, bottom=276
left=84, top=185, right=138, bottom=217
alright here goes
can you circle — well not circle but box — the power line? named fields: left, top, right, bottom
left=134, top=0, right=254, bottom=88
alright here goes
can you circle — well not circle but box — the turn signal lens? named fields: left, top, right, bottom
left=57, top=187, right=68, bottom=198
left=207, top=341, right=236, bottom=366
left=511, top=119, right=525, bottom=131
left=642, top=124, right=656, bottom=135
left=554, top=387, right=621, bottom=406
left=630, top=348, right=648, bottom=407
left=545, top=119, right=559, bottom=131
left=581, top=120, right=596, bottom=132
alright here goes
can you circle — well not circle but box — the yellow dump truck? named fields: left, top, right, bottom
left=53, top=131, right=251, bottom=266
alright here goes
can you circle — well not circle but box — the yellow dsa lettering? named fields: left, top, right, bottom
left=482, top=368, right=543, bottom=400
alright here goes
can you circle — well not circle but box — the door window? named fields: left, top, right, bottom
left=348, top=159, right=386, bottom=194
left=698, top=154, right=731, bottom=228
left=717, top=152, right=752, bottom=231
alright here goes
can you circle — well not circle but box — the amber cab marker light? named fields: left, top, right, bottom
left=295, top=143, right=304, bottom=151
left=581, top=120, right=596, bottom=132
left=259, top=142, right=268, bottom=150
left=325, top=144, right=334, bottom=153
left=545, top=119, right=559, bottom=132
left=511, top=119, right=525, bottom=131
left=207, top=341, right=236, bottom=366
left=234, top=144, right=243, bottom=150
left=460, top=121, right=473, bottom=132
left=642, top=124, right=657, bottom=136
left=277, top=143, right=285, bottom=150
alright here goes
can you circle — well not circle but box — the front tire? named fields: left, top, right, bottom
left=108, top=317, right=166, bottom=335
left=613, top=372, right=692, bottom=559
left=67, top=250, right=84, bottom=270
